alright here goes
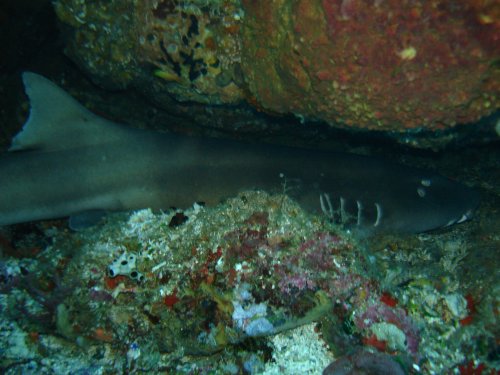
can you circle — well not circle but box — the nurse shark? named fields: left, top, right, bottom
left=0, top=72, right=480, bottom=234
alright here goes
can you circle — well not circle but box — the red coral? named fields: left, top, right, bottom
left=104, top=275, right=128, bottom=290
left=380, top=292, right=398, bottom=307
left=164, top=290, right=180, bottom=310
left=459, top=361, right=486, bottom=375
left=363, top=334, right=387, bottom=352
left=460, top=293, right=478, bottom=326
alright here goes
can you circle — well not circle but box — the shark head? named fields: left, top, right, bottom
left=407, top=174, right=480, bottom=231
left=360, top=169, right=481, bottom=234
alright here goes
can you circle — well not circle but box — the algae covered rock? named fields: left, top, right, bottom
left=53, top=0, right=499, bottom=132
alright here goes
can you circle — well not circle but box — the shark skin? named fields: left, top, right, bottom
left=0, top=72, right=480, bottom=234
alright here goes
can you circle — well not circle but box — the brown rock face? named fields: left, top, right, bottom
left=240, top=0, right=500, bottom=130
left=54, top=0, right=499, bottom=132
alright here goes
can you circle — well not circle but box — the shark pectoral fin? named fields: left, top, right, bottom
left=69, top=210, right=107, bottom=231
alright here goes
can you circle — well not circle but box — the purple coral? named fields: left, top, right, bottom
left=277, top=271, right=317, bottom=295
left=273, top=232, right=347, bottom=296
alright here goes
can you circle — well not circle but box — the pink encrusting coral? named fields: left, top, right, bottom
left=355, top=303, right=421, bottom=355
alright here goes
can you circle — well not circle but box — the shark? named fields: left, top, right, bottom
left=0, top=72, right=480, bottom=234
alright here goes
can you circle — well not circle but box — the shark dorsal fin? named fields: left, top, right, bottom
left=10, top=72, right=125, bottom=152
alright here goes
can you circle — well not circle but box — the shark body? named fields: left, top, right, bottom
left=0, top=73, right=480, bottom=234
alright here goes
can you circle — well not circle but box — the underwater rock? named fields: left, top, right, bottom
left=241, top=0, right=499, bottom=131
left=53, top=0, right=499, bottom=133
left=323, top=350, right=405, bottom=375
left=53, top=0, right=245, bottom=104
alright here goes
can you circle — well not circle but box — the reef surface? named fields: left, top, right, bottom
left=0, top=190, right=498, bottom=373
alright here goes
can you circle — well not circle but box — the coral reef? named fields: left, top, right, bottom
left=53, top=0, right=499, bottom=132
left=0, top=189, right=497, bottom=373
